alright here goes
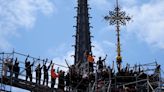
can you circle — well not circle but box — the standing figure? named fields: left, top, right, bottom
left=35, top=63, right=43, bottom=85
left=97, top=55, right=107, bottom=71
left=65, top=72, right=70, bottom=91
left=51, top=64, right=59, bottom=88
left=43, top=59, right=52, bottom=86
left=25, top=56, right=35, bottom=82
left=3, top=59, right=8, bottom=77
left=13, top=57, right=20, bottom=79
left=7, top=58, right=13, bottom=77
left=58, top=70, right=65, bottom=91
left=86, top=52, right=94, bottom=72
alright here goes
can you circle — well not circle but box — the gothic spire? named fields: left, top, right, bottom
left=74, top=0, right=92, bottom=65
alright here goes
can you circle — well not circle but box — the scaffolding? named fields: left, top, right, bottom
left=0, top=51, right=163, bottom=92
left=71, top=61, right=164, bottom=92
left=0, top=51, right=68, bottom=92
left=89, top=63, right=163, bottom=92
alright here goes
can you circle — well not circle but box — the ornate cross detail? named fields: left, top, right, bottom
left=104, top=0, right=131, bottom=71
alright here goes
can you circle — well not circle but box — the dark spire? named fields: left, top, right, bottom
left=74, top=0, right=92, bottom=65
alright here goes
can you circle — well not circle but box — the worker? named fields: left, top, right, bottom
left=97, top=55, right=107, bottom=71
left=65, top=72, right=70, bottom=91
left=58, top=70, right=65, bottom=91
left=51, top=64, right=59, bottom=88
left=13, top=57, right=20, bottom=79
left=25, top=56, right=35, bottom=82
left=7, top=58, right=13, bottom=77
left=35, top=63, right=43, bottom=85
left=43, top=59, right=52, bottom=86
left=87, top=52, right=94, bottom=72
left=3, top=59, right=8, bottom=77
left=69, top=65, right=76, bottom=88
left=155, top=64, right=160, bottom=73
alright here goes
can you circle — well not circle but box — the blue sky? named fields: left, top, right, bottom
left=0, top=0, right=164, bottom=91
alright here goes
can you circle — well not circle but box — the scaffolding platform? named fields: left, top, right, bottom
left=0, top=76, right=56, bottom=92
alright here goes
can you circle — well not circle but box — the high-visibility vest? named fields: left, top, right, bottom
left=87, top=55, right=94, bottom=63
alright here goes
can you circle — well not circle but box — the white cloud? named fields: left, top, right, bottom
left=48, top=43, right=74, bottom=71
left=125, top=0, right=164, bottom=49
left=0, top=37, right=11, bottom=50
left=103, top=40, right=115, bottom=48
left=92, top=41, right=115, bottom=63
left=52, top=50, right=74, bottom=71
left=92, top=41, right=106, bottom=60
left=0, top=0, right=54, bottom=50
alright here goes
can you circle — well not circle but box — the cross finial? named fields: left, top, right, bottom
left=116, top=0, right=118, bottom=8
left=104, top=3, right=131, bottom=26
left=104, top=1, right=131, bottom=72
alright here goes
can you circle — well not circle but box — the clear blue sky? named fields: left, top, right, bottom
left=0, top=0, right=164, bottom=91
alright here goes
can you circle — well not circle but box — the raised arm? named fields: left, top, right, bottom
left=25, top=55, right=29, bottom=63
left=45, top=58, right=48, bottom=64
left=25, top=55, right=29, bottom=66
left=102, top=54, right=107, bottom=61
left=11, top=58, right=14, bottom=63
left=15, top=57, right=18, bottom=64
left=42, top=59, right=45, bottom=66
left=31, top=58, right=35, bottom=66
left=65, top=59, right=71, bottom=69
left=112, top=61, right=114, bottom=71
left=57, top=67, right=59, bottom=73
left=40, top=63, right=44, bottom=69
left=51, top=63, right=54, bottom=69
left=47, top=60, right=52, bottom=70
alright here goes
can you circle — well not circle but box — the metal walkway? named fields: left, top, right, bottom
left=0, top=77, right=56, bottom=92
